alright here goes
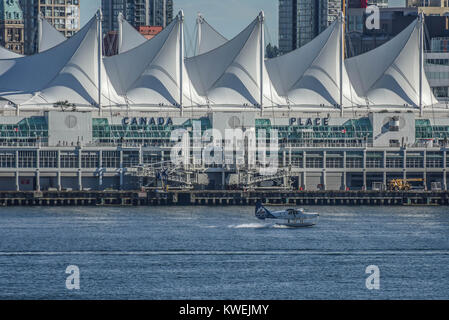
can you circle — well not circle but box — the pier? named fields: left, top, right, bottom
left=0, top=190, right=448, bottom=206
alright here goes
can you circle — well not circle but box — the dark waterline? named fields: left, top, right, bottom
left=0, top=206, right=448, bottom=299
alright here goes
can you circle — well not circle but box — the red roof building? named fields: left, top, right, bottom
left=137, top=26, right=163, bottom=40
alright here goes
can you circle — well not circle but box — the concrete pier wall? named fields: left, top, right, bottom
left=0, top=190, right=447, bottom=207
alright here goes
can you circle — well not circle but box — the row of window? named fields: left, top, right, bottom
left=0, top=151, right=139, bottom=168
left=1, top=151, right=448, bottom=169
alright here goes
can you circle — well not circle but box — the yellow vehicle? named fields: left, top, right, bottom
left=388, top=178, right=424, bottom=191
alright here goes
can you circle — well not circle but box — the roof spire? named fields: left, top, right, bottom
left=196, top=13, right=203, bottom=56
left=197, top=12, right=204, bottom=24
left=178, top=10, right=184, bottom=22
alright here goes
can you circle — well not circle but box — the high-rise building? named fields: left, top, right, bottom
left=317, top=0, right=341, bottom=38
left=19, top=0, right=80, bottom=55
left=102, top=0, right=173, bottom=35
left=279, top=0, right=298, bottom=54
left=279, top=0, right=342, bottom=54
left=297, top=0, right=318, bottom=48
left=0, top=0, right=24, bottom=54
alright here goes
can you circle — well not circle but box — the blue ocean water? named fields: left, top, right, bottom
left=0, top=205, right=448, bottom=299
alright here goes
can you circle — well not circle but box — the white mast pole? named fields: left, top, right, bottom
left=97, top=10, right=103, bottom=115
left=37, top=13, right=42, bottom=53
left=259, top=11, right=264, bottom=113
left=419, top=13, right=424, bottom=117
left=197, top=13, right=202, bottom=56
left=163, top=0, right=167, bottom=28
left=118, top=12, right=123, bottom=54
left=340, top=11, right=344, bottom=117
left=179, top=10, right=184, bottom=115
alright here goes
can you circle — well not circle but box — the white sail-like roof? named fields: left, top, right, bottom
left=266, top=19, right=363, bottom=107
left=0, top=16, right=66, bottom=59
left=346, top=19, right=436, bottom=107
left=38, top=15, right=67, bottom=53
left=0, top=16, right=124, bottom=107
left=105, top=12, right=205, bottom=107
left=0, top=45, right=23, bottom=59
left=187, top=13, right=284, bottom=107
left=196, top=14, right=227, bottom=55
left=118, top=13, right=147, bottom=54
left=0, top=12, right=440, bottom=111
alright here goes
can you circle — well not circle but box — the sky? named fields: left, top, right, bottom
left=81, top=0, right=279, bottom=46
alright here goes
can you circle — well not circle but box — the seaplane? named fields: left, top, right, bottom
left=255, top=200, right=319, bottom=228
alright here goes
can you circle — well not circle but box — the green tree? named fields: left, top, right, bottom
left=266, top=43, right=280, bottom=58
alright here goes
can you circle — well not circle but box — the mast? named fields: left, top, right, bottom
left=97, top=10, right=103, bottom=114
left=118, top=12, right=123, bottom=54
left=179, top=10, right=184, bottom=115
left=259, top=11, right=264, bottom=113
left=342, top=0, right=346, bottom=56
left=37, top=13, right=43, bottom=53
left=197, top=13, right=203, bottom=56
left=163, top=0, right=167, bottom=28
left=339, top=11, right=344, bottom=116
left=419, top=12, right=424, bottom=117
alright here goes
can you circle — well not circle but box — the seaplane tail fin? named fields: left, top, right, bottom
left=255, top=201, right=275, bottom=220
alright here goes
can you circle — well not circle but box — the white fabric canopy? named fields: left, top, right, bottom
left=118, top=12, right=147, bottom=54
left=267, top=19, right=364, bottom=107
left=0, top=16, right=66, bottom=59
left=105, top=13, right=205, bottom=107
left=0, top=45, right=23, bottom=59
left=0, top=16, right=124, bottom=106
left=346, top=19, right=436, bottom=107
left=187, top=14, right=284, bottom=107
left=0, top=12, right=439, bottom=110
left=196, top=14, right=227, bottom=55
left=38, top=15, right=67, bottom=53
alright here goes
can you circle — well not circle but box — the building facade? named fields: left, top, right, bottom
left=19, top=0, right=80, bottom=55
left=0, top=0, right=24, bottom=54
left=279, top=0, right=298, bottom=54
left=426, top=38, right=449, bottom=101
left=279, top=0, right=341, bottom=53
left=0, top=110, right=448, bottom=192
left=102, top=0, right=173, bottom=35
left=317, top=0, right=341, bottom=40
left=0, top=11, right=447, bottom=192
